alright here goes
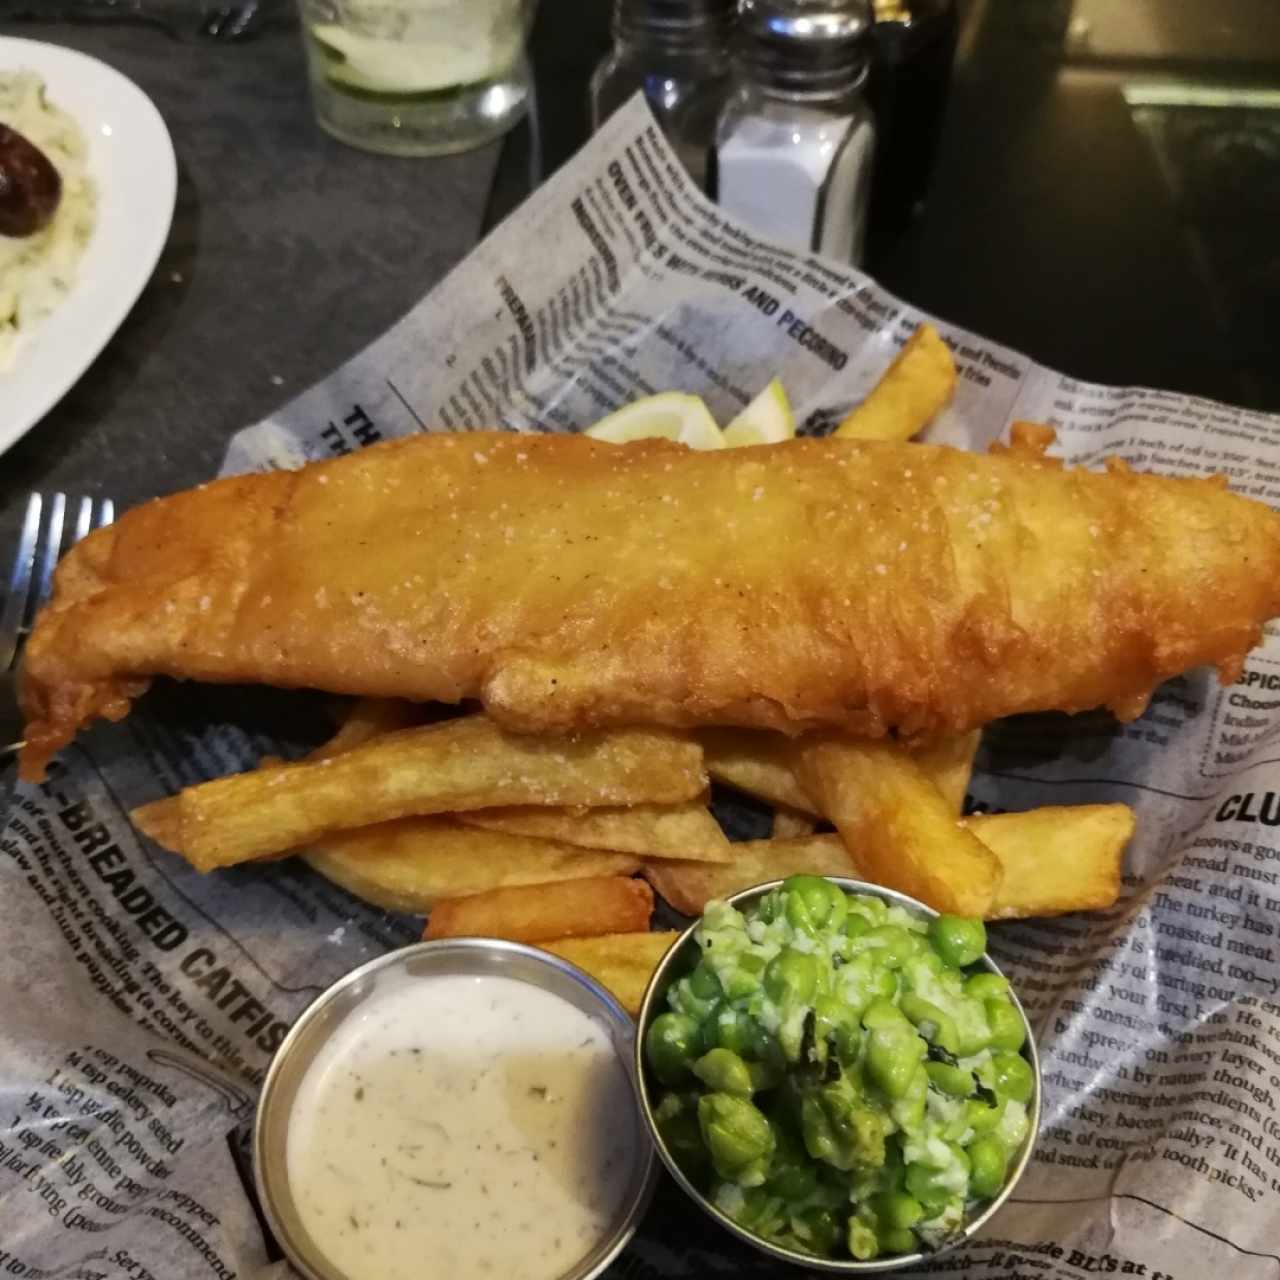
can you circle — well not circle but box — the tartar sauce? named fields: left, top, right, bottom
left=286, top=972, right=638, bottom=1280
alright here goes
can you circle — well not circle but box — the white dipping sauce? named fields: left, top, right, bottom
left=286, top=973, right=638, bottom=1280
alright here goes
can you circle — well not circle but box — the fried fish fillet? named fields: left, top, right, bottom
left=19, top=429, right=1280, bottom=780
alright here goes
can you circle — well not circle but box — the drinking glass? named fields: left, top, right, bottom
left=297, top=0, right=531, bottom=156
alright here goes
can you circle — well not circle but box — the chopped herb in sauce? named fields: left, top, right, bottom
left=285, top=973, right=637, bottom=1280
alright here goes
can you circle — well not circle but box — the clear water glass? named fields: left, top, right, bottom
left=298, top=0, right=531, bottom=157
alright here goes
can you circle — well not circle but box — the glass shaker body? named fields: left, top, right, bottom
left=590, top=3, right=735, bottom=191
left=715, top=80, right=876, bottom=264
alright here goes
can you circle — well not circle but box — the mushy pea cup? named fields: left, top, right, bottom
left=634, top=878, right=1040, bottom=1273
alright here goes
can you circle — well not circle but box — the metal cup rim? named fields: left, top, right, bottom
left=255, top=936, right=659, bottom=1280
left=633, top=877, right=1043, bottom=1274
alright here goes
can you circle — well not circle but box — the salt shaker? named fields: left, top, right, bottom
left=590, top=0, right=737, bottom=191
left=714, top=0, right=877, bottom=265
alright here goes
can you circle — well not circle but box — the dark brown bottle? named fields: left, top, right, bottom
left=0, top=124, right=62, bottom=239
left=866, top=0, right=957, bottom=242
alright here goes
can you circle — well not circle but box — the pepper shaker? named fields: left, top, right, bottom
left=591, top=0, right=738, bottom=192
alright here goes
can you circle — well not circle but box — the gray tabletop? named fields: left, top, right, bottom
left=0, top=19, right=500, bottom=543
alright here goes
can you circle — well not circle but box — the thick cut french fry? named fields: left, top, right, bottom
left=537, top=931, right=680, bottom=1016
left=969, top=806, right=1133, bottom=919
left=645, top=834, right=857, bottom=916
left=423, top=875, right=653, bottom=943
left=772, top=808, right=818, bottom=839
left=698, top=728, right=817, bottom=814
left=460, top=800, right=731, bottom=863
left=793, top=736, right=1001, bottom=917
left=834, top=323, right=956, bottom=442
left=311, top=697, right=428, bottom=760
left=911, top=730, right=981, bottom=815
left=133, top=715, right=705, bottom=872
left=304, top=817, right=640, bottom=914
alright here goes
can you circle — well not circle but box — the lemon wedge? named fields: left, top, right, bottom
left=722, top=378, right=795, bottom=447
left=311, top=22, right=517, bottom=94
left=585, top=392, right=726, bottom=450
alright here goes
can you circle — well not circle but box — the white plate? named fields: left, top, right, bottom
left=0, top=36, right=176, bottom=456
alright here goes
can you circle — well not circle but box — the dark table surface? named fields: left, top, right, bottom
left=0, top=16, right=500, bottom=544
left=492, top=0, right=1280, bottom=409
left=2, top=0, right=1280, bottom=546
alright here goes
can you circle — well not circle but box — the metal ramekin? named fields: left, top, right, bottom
left=634, top=878, right=1042, bottom=1274
left=255, top=938, right=658, bottom=1280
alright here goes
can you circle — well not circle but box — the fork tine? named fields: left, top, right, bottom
left=96, top=498, right=115, bottom=529
left=72, top=495, right=93, bottom=545
left=0, top=495, right=42, bottom=671
left=31, top=493, right=67, bottom=626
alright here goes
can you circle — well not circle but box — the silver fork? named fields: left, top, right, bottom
left=1, top=494, right=116, bottom=761
left=199, top=2, right=262, bottom=39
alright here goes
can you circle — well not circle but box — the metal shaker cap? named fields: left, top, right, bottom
left=737, top=0, right=873, bottom=95
left=615, top=0, right=739, bottom=41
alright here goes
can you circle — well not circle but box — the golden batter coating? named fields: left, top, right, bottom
left=19, top=429, right=1280, bottom=779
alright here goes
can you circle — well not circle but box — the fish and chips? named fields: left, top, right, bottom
left=22, top=323, right=1256, bottom=1014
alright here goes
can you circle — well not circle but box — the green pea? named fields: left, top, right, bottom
left=653, top=1092, right=709, bottom=1178
left=992, top=1051, right=1034, bottom=1104
left=848, top=893, right=888, bottom=928
left=714, top=1008, right=769, bottom=1059
left=908, top=947, right=947, bottom=980
left=689, top=962, right=722, bottom=999
left=747, top=1058, right=783, bottom=1093
left=905, top=1146, right=970, bottom=1212
left=844, top=911, right=870, bottom=940
left=729, top=1183, right=787, bottom=1236
left=877, top=1225, right=918, bottom=1256
left=898, top=994, right=961, bottom=1055
left=953, top=996, right=994, bottom=1057
left=764, top=948, right=821, bottom=1008
left=698, top=1093, right=776, bottom=1187
left=985, top=998, right=1027, bottom=1053
left=791, top=1205, right=842, bottom=1257
left=800, top=1079, right=887, bottom=1172
left=865, top=925, right=920, bottom=969
left=814, top=995, right=862, bottom=1064
left=866, top=1026, right=926, bottom=1099
left=669, top=973, right=719, bottom=1023
left=890, top=1063, right=928, bottom=1133
left=756, top=888, right=785, bottom=923
left=718, top=951, right=766, bottom=1000
left=967, top=1135, right=1008, bottom=1199
left=694, top=1047, right=755, bottom=1097
left=872, top=1189, right=924, bottom=1230
left=861, top=997, right=911, bottom=1032
left=870, top=965, right=898, bottom=1002
left=646, top=1011, right=701, bottom=1084
left=839, top=954, right=897, bottom=1019
left=904, top=1162, right=949, bottom=1215
left=966, top=1095, right=1006, bottom=1134
left=765, top=1158, right=819, bottom=1202
left=848, top=1214, right=880, bottom=1261
left=963, top=972, right=1010, bottom=1000
left=929, top=915, right=987, bottom=968
left=925, top=1060, right=974, bottom=1097
left=782, top=874, right=849, bottom=936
